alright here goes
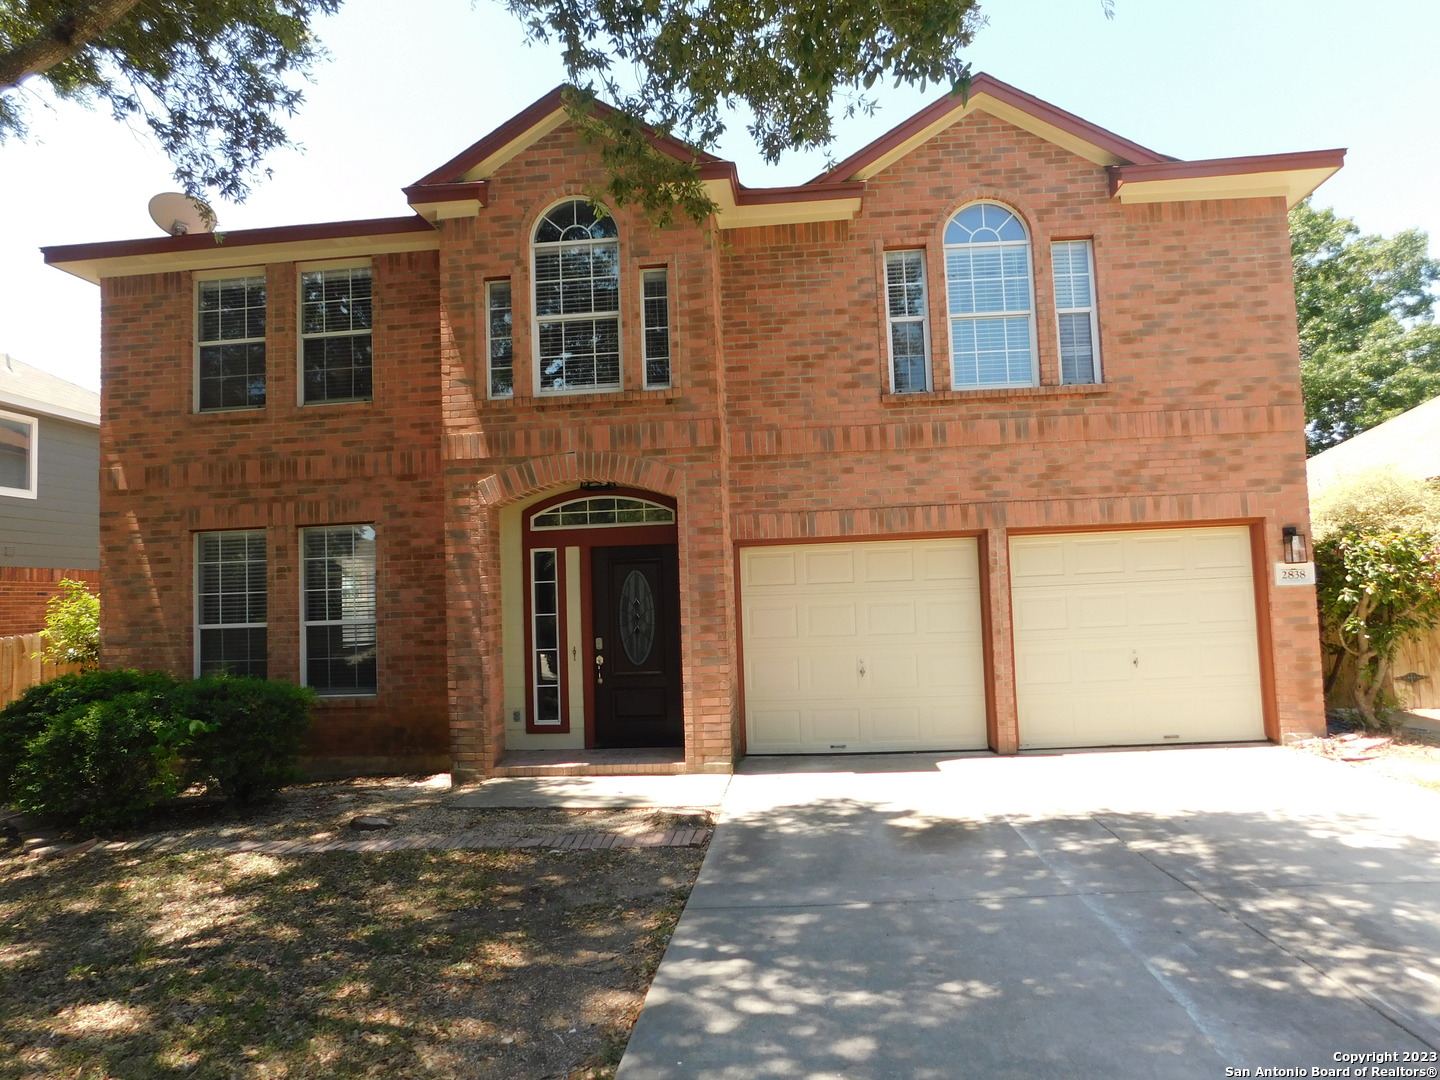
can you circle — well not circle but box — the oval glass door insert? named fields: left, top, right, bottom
left=619, top=570, right=656, bottom=665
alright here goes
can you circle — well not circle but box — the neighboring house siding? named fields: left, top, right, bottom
left=0, top=414, right=100, bottom=570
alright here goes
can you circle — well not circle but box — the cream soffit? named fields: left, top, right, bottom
left=848, top=92, right=1132, bottom=181
left=700, top=180, right=864, bottom=229
left=1111, top=165, right=1343, bottom=209
left=458, top=111, right=569, bottom=182
left=46, top=231, right=439, bottom=285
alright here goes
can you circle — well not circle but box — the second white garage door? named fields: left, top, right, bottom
left=1011, top=526, right=1265, bottom=750
left=741, top=539, right=987, bottom=754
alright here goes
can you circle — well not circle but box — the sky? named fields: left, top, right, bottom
left=2, top=0, right=1437, bottom=393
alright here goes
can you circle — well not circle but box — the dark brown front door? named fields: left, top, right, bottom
left=591, top=544, right=682, bottom=748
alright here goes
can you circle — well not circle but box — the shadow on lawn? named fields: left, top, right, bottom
left=0, top=846, right=697, bottom=1080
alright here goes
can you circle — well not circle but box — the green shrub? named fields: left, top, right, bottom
left=36, top=579, right=100, bottom=670
left=182, top=676, right=316, bottom=803
left=0, top=670, right=194, bottom=826
left=0, top=670, right=316, bottom=826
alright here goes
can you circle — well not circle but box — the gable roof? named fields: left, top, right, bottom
left=1308, top=395, right=1440, bottom=493
left=0, top=353, right=100, bottom=425
left=45, top=75, right=1346, bottom=281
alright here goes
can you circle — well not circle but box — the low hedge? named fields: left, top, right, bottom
left=0, top=671, right=315, bottom=827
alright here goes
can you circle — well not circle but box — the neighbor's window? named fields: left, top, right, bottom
left=195, top=530, right=267, bottom=677
left=885, top=250, right=930, bottom=393
left=1052, top=240, right=1101, bottom=385
left=0, top=409, right=37, bottom=498
left=487, top=279, right=514, bottom=398
left=641, top=268, right=671, bottom=389
left=302, top=525, right=377, bottom=696
left=532, top=199, right=620, bottom=393
left=944, top=203, right=1036, bottom=389
left=300, top=265, right=373, bottom=404
left=196, top=274, right=266, bottom=410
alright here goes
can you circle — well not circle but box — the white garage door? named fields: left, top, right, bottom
left=741, top=539, right=987, bottom=754
left=1011, top=526, right=1265, bottom=750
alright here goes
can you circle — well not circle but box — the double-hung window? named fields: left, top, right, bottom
left=300, top=265, right=373, bottom=404
left=196, top=273, right=266, bottom=410
left=302, top=525, right=378, bottom=695
left=532, top=200, right=620, bottom=393
left=0, top=409, right=37, bottom=498
left=944, top=203, right=1036, bottom=389
left=1052, top=240, right=1101, bottom=384
left=885, top=251, right=930, bottom=393
left=196, top=530, right=267, bottom=677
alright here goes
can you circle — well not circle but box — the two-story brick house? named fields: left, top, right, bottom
left=43, top=76, right=1343, bottom=779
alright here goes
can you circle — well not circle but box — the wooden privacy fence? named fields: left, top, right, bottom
left=0, top=634, right=83, bottom=708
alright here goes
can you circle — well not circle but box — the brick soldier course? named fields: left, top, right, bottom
left=43, top=75, right=1344, bottom=780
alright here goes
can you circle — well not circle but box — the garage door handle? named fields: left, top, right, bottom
left=858, top=659, right=866, bottom=677
left=1132, top=650, right=1139, bottom=667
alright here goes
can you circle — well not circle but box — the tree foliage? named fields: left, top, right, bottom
left=1291, top=201, right=1440, bottom=454
left=2, top=0, right=982, bottom=217
left=1311, top=468, right=1440, bottom=729
left=1, top=0, right=341, bottom=203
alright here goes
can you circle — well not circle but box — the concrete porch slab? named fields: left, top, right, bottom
left=448, top=773, right=733, bottom=809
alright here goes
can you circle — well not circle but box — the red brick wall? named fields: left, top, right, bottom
left=0, top=568, right=100, bottom=638
left=94, top=107, right=1325, bottom=777
left=98, top=251, right=449, bottom=772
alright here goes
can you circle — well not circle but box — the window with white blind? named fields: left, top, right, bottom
left=0, top=409, right=36, bottom=498
left=300, top=265, right=373, bottom=404
left=196, top=530, right=267, bottom=677
left=196, top=273, right=266, bottom=411
left=302, top=525, right=377, bottom=696
left=884, top=250, right=930, bottom=393
left=1052, top=240, right=1101, bottom=384
left=533, top=200, right=620, bottom=394
left=641, top=268, right=671, bottom=389
left=944, top=203, right=1036, bottom=389
left=487, top=279, right=514, bottom=398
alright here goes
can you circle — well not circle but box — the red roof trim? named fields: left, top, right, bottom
left=412, top=85, right=722, bottom=188
left=402, top=180, right=489, bottom=206
left=42, top=215, right=434, bottom=265
left=697, top=161, right=864, bottom=207
left=1107, top=148, right=1348, bottom=190
left=811, top=72, right=1172, bottom=184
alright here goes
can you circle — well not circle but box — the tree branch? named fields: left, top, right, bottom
left=0, top=0, right=146, bottom=92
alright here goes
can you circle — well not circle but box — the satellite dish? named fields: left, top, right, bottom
left=147, top=192, right=215, bottom=236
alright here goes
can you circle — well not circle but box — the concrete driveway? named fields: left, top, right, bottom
left=617, top=746, right=1440, bottom=1079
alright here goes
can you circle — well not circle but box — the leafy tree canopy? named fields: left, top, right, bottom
left=1291, top=201, right=1440, bottom=454
left=1, top=0, right=983, bottom=218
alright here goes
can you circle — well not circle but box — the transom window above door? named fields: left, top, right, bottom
left=533, top=200, right=620, bottom=394
left=944, top=202, right=1037, bottom=390
left=531, top=496, right=675, bottom=529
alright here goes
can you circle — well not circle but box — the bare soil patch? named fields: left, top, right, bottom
left=0, top=776, right=711, bottom=1079
left=1288, top=725, right=1440, bottom=794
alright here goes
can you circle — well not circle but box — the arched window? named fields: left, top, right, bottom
left=944, top=203, right=1036, bottom=388
left=533, top=200, right=621, bottom=393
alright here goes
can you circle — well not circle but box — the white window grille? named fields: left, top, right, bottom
left=487, top=279, right=514, bottom=398
left=532, top=200, right=620, bottom=393
left=0, top=409, right=37, bottom=498
left=530, top=549, right=561, bottom=726
left=196, top=274, right=266, bottom=410
left=531, top=496, right=675, bottom=529
left=196, top=530, right=267, bottom=677
left=1052, top=240, right=1101, bottom=385
left=885, top=250, right=930, bottom=393
left=302, top=525, right=377, bottom=696
left=300, top=265, right=372, bottom=403
left=944, top=203, right=1037, bottom=389
left=642, top=268, right=671, bottom=389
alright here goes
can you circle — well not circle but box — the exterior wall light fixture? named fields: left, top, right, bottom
left=1282, top=526, right=1308, bottom=564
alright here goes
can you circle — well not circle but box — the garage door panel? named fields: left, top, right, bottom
left=1012, top=526, right=1264, bottom=749
left=744, top=539, right=987, bottom=754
